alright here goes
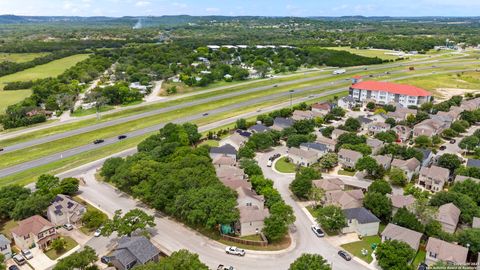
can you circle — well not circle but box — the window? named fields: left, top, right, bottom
left=429, top=252, right=437, bottom=258
left=0, top=245, right=6, bottom=251
left=23, top=234, right=30, bottom=240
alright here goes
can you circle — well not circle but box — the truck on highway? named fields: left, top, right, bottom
left=332, top=69, right=346, bottom=75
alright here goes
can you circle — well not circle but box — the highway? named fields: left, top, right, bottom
left=0, top=67, right=478, bottom=178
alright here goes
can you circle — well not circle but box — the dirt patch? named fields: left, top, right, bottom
left=434, top=88, right=480, bottom=101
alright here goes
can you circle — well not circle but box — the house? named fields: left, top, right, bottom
left=436, top=203, right=460, bottom=234
left=311, top=102, right=333, bottom=115
left=237, top=205, right=270, bottom=236
left=435, top=107, right=462, bottom=124
left=248, top=124, right=269, bottom=133
left=47, top=194, right=86, bottom=226
left=467, top=159, right=480, bottom=168
left=338, top=96, right=356, bottom=110
left=338, top=149, right=363, bottom=169
left=425, top=237, right=468, bottom=266
left=324, top=189, right=364, bottom=209
left=473, top=217, right=480, bottom=229
left=373, top=155, right=392, bottom=170
left=271, top=117, right=294, bottom=131
left=413, top=119, right=448, bottom=137
left=210, top=144, right=237, bottom=161
left=212, top=156, right=237, bottom=167
left=390, top=194, right=415, bottom=214
left=111, top=236, right=160, bottom=270
left=220, top=133, right=248, bottom=150
left=393, top=125, right=412, bottom=143
left=287, top=147, right=318, bottom=167
left=0, top=234, right=12, bottom=259
left=367, top=138, right=384, bottom=155
left=331, top=129, right=348, bottom=140
left=386, top=107, right=417, bottom=122
left=215, top=166, right=245, bottom=181
left=461, top=97, right=480, bottom=111
left=300, top=142, right=328, bottom=157
left=391, top=158, right=421, bottom=181
left=381, top=223, right=422, bottom=251
left=236, top=187, right=265, bottom=210
left=416, top=148, right=434, bottom=167
left=292, top=110, right=318, bottom=121
left=349, top=81, right=432, bottom=107
left=12, top=215, right=58, bottom=250
left=315, top=136, right=336, bottom=152
left=418, top=165, right=450, bottom=193
left=342, top=207, right=380, bottom=237
left=368, top=122, right=391, bottom=135
left=312, top=178, right=344, bottom=192
left=357, top=116, right=373, bottom=129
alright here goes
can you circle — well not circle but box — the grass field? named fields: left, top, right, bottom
left=0, top=54, right=90, bottom=112
left=0, top=52, right=50, bottom=63
left=341, top=235, right=381, bottom=263
left=396, top=71, right=480, bottom=91
left=274, top=157, right=297, bottom=173
left=325, top=46, right=403, bottom=60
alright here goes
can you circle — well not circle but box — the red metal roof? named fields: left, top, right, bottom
left=351, top=81, right=431, bottom=97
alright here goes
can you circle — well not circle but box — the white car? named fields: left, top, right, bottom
left=63, top=223, right=73, bottom=231
left=311, top=225, right=325, bottom=237
left=267, top=160, right=273, bottom=167
left=225, top=246, right=245, bottom=256
left=94, top=228, right=102, bottom=237
left=21, top=249, right=33, bottom=260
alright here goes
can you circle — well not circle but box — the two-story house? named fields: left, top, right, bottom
left=425, top=237, right=467, bottom=266
left=47, top=194, right=86, bottom=226
left=0, top=234, right=12, bottom=259
left=11, top=215, right=58, bottom=250
left=338, top=149, right=363, bottom=169
left=418, top=165, right=450, bottom=193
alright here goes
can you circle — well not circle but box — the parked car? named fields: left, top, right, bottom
left=101, top=256, right=112, bottom=264
left=21, top=249, right=33, bottom=260
left=8, top=265, right=20, bottom=270
left=338, top=250, right=351, bottom=261
left=267, top=160, right=273, bottom=167
left=0, top=148, right=3, bottom=152
left=439, top=145, right=446, bottom=151
left=225, top=246, right=245, bottom=256
left=311, top=225, right=325, bottom=237
left=63, top=223, right=73, bottom=231
left=217, top=265, right=235, bottom=270
left=94, top=227, right=103, bottom=237
left=93, top=139, right=105, bottom=144
left=418, top=263, right=427, bottom=270
left=450, top=139, right=456, bottom=144
left=13, top=254, right=26, bottom=265
left=118, top=135, right=127, bottom=140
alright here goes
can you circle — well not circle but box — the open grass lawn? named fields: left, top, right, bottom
left=218, top=234, right=291, bottom=251
left=44, top=236, right=78, bottom=260
left=0, top=219, right=18, bottom=237
left=0, top=54, right=90, bottom=112
left=338, top=169, right=356, bottom=176
left=396, top=71, right=480, bottom=92
left=324, top=47, right=403, bottom=60
left=0, top=52, right=50, bottom=63
left=199, top=139, right=219, bottom=147
left=72, top=105, right=115, bottom=117
left=341, top=235, right=381, bottom=264
left=275, top=157, right=296, bottom=173
left=412, top=249, right=426, bottom=268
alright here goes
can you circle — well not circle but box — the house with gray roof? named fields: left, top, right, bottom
left=390, top=194, right=415, bottom=215
left=271, top=117, right=294, bottom=131
left=373, top=155, right=392, bottom=170
left=111, top=236, right=160, bottom=270
left=467, top=159, right=480, bottom=168
left=367, top=138, right=384, bottom=155
left=248, top=124, right=269, bottom=133
left=391, top=158, right=420, bottom=181
left=315, top=135, right=336, bottom=152
left=338, top=149, right=362, bottom=169
left=418, top=165, right=449, bottom=193
left=357, top=116, right=374, bottom=129
left=416, top=148, right=434, bottom=167
left=436, top=203, right=460, bottom=234
left=342, top=207, right=380, bottom=237
left=300, top=142, right=328, bottom=157
left=338, top=96, right=356, bottom=110
left=381, top=223, right=422, bottom=251
left=0, top=234, right=11, bottom=259
left=220, top=133, right=248, bottom=150
left=425, top=237, right=468, bottom=266
left=210, top=144, right=237, bottom=161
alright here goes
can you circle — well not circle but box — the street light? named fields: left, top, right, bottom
left=289, top=90, right=295, bottom=108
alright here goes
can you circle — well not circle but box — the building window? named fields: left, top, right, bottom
left=429, top=252, right=437, bottom=258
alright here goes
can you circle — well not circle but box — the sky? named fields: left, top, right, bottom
left=1, top=0, right=480, bottom=17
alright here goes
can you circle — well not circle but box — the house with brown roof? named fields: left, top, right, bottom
left=418, top=165, right=450, bottom=193
left=386, top=107, right=416, bottom=122
left=373, top=155, right=392, bottom=170
left=212, top=156, right=237, bottom=167
left=312, top=178, right=344, bottom=192
left=390, top=194, right=415, bottom=215
left=287, top=147, right=318, bottom=167
left=381, top=223, right=423, bottom=251
left=425, top=237, right=468, bottom=266
left=391, top=158, right=420, bottom=181
left=436, top=203, right=460, bottom=234
left=215, top=166, right=245, bottom=181
left=368, top=122, right=391, bottom=135
left=332, top=129, right=348, bottom=140
left=271, top=117, right=294, bottom=131
left=315, top=136, right=336, bottom=152
left=338, top=149, right=363, bottom=169
left=461, top=97, right=480, bottom=111
left=292, top=110, right=320, bottom=121
left=324, top=189, right=364, bottom=209
left=311, top=102, right=333, bottom=115
left=12, top=215, right=58, bottom=250
left=413, top=119, right=448, bottom=138
left=235, top=187, right=269, bottom=236
left=367, top=138, right=384, bottom=155
left=393, top=125, right=412, bottom=143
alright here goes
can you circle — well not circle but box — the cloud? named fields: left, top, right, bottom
left=205, top=7, right=220, bottom=13
left=135, top=1, right=151, bottom=7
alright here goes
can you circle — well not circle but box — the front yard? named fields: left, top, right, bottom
left=274, top=157, right=296, bottom=173
left=338, top=169, right=356, bottom=176
left=341, top=235, right=381, bottom=264
left=44, top=236, right=78, bottom=260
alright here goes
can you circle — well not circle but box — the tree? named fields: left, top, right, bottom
left=336, top=133, right=366, bottom=150
left=318, top=153, right=338, bottom=170
left=101, top=209, right=155, bottom=237
left=389, top=167, right=408, bottom=187
left=237, top=146, right=255, bottom=159
left=341, top=143, right=372, bottom=156
left=52, top=237, right=67, bottom=253
left=385, top=117, right=396, bottom=127
left=429, top=191, right=480, bottom=224
left=364, top=192, right=392, bottom=221
left=450, top=120, right=469, bottom=133
left=437, top=153, right=462, bottom=173
left=287, top=134, right=314, bottom=148
left=413, top=197, right=436, bottom=225
left=441, top=128, right=458, bottom=139
left=59, top=177, right=79, bottom=195
left=375, top=240, right=415, bottom=270
left=355, top=156, right=384, bottom=179
left=135, top=249, right=208, bottom=270
left=342, top=117, right=361, bottom=132
left=309, top=187, right=325, bottom=207
left=36, top=174, right=60, bottom=192
left=263, top=215, right=289, bottom=242
left=459, top=136, right=480, bottom=153
left=414, top=135, right=432, bottom=148
left=0, top=254, right=5, bottom=270
left=321, top=126, right=334, bottom=138
left=290, top=168, right=320, bottom=199
left=247, top=132, right=274, bottom=150
left=367, top=180, right=392, bottom=195
left=235, top=118, right=247, bottom=130
left=392, top=207, right=424, bottom=232
left=451, top=179, right=480, bottom=205
left=317, top=205, right=347, bottom=232
left=53, top=246, right=98, bottom=270
left=375, top=131, right=397, bottom=143
left=289, top=254, right=331, bottom=270
left=457, top=228, right=480, bottom=254
left=100, top=157, right=124, bottom=180
left=81, top=209, right=108, bottom=230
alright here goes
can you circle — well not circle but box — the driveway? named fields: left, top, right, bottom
left=57, top=227, right=91, bottom=246
left=27, top=247, right=55, bottom=270
left=5, top=259, right=33, bottom=270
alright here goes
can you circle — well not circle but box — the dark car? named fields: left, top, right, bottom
left=273, top=85, right=278, bottom=88
left=118, top=135, right=127, bottom=140
left=0, top=148, right=3, bottom=152
left=93, top=139, right=105, bottom=144
left=8, top=265, right=20, bottom=270
left=202, top=113, right=209, bottom=116
left=101, top=256, right=112, bottom=264
left=418, top=263, right=427, bottom=270
left=338, top=250, right=351, bottom=261
left=439, top=145, right=446, bottom=151
left=450, top=139, right=456, bottom=144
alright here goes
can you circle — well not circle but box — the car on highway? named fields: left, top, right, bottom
left=217, top=265, right=235, bottom=270
left=439, top=145, right=446, bottom=151
left=0, top=148, right=3, bottom=152
left=202, top=113, right=209, bottom=116
left=8, top=265, right=20, bottom=270
left=13, top=255, right=26, bottom=265
left=118, top=135, right=127, bottom=140
left=63, top=223, right=73, bottom=231
left=273, top=84, right=278, bottom=87
left=225, top=246, right=245, bottom=256
left=21, top=249, right=33, bottom=260
left=101, top=256, right=112, bottom=264
left=450, top=139, right=456, bottom=144
left=311, top=224, right=325, bottom=237
left=338, top=250, right=351, bottom=261
left=93, top=139, right=105, bottom=144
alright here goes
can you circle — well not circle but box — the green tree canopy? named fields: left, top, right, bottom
left=289, top=253, right=331, bottom=270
